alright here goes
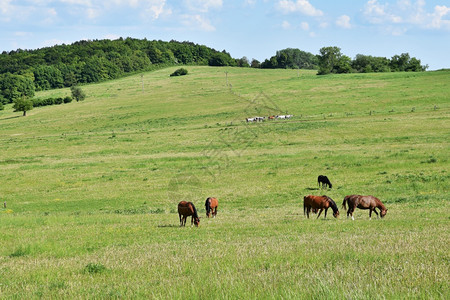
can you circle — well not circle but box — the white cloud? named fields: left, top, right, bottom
left=427, top=5, right=450, bottom=30
left=60, top=0, right=92, bottom=5
left=277, top=0, right=323, bottom=17
left=244, top=0, right=256, bottom=7
left=184, top=0, right=223, bottom=13
left=300, top=21, right=309, bottom=31
left=0, top=0, right=12, bottom=14
left=103, top=34, right=121, bottom=40
left=14, top=31, right=32, bottom=37
left=363, top=0, right=402, bottom=24
left=282, top=20, right=291, bottom=29
left=41, top=38, right=73, bottom=48
left=363, top=0, right=450, bottom=31
left=319, top=22, right=328, bottom=29
left=336, top=15, right=351, bottom=29
left=86, top=7, right=100, bottom=19
left=182, top=14, right=216, bottom=31
left=146, top=0, right=171, bottom=20
left=0, top=0, right=14, bottom=21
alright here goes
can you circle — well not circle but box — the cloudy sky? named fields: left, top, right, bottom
left=1, top=0, right=449, bottom=70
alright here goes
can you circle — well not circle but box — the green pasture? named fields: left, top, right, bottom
left=0, top=67, right=449, bottom=298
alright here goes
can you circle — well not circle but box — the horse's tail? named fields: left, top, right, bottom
left=205, top=198, right=211, bottom=212
left=342, top=197, right=347, bottom=210
left=303, top=196, right=307, bottom=215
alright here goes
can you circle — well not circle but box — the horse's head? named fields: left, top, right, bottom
left=380, top=208, right=388, bottom=218
left=333, top=210, right=340, bottom=218
left=194, top=217, right=200, bottom=227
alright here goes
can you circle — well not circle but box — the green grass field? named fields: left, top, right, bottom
left=0, top=67, right=449, bottom=299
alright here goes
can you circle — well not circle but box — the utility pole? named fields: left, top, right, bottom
left=141, top=74, right=144, bottom=92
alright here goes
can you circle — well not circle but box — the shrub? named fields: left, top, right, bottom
left=10, top=245, right=31, bottom=257
left=63, top=96, right=73, bottom=103
left=84, top=263, right=106, bottom=274
left=170, top=68, right=188, bottom=77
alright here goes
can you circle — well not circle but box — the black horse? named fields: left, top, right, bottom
left=318, top=175, right=332, bottom=189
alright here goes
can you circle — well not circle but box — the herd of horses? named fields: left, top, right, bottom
left=177, top=176, right=388, bottom=227
left=246, top=115, right=293, bottom=122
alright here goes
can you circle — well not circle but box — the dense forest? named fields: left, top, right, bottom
left=0, top=38, right=427, bottom=108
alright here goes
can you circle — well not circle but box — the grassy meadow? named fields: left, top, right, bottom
left=0, top=66, right=449, bottom=299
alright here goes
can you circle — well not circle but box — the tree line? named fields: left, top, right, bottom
left=316, top=46, right=427, bottom=75
left=0, top=38, right=238, bottom=105
left=258, top=46, right=427, bottom=74
left=0, top=38, right=427, bottom=110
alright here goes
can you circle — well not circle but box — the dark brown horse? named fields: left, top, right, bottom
left=205, top=197, right=218, bottom=218
left=178, top=201, right=200, bottom=227
left=303, top=195, right=339, bottom=219
left=342, top=195, right=388, bottom=220
left=318, top=175, right=332, bottom=189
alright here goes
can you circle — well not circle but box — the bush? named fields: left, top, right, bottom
left=170, top=68, right=188, bottom=77
left=32, top=96, right=72, bottom=107
left=0, top=102, right=3, bottom=110
left=84, top=262, right=106, bottom=274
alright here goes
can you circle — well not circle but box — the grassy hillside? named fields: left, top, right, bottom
left=0, top=67, right=449, bottom=298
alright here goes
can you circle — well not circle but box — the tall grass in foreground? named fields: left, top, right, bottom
left=0, top=67, right=448, bottom=298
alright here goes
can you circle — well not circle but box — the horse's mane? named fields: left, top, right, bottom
left=191, top=202, right=199, bottom=218
left=325, top=196, right=339, bottom=214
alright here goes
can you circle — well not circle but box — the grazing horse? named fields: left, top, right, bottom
left=268, top=115, right=275, bottom=120
left=178, top=201, right=200, bottom=227
left=205, top=197, right=218, bottom=218
left=318, top=175, right=332, bottom=189
left=246, top=117, right=256, bottom=122
left=342, top=195, right=388, bottom=220
left=303, top=195, right=339, bottom=219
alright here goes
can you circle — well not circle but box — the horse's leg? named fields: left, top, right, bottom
left=373, top=208, right=379, bottom=219
left=317, top=209, right=323, bottom=219
left=369, top=208, right=373, bottom=220
left=306, top=207, right=310, bottom=218
left=179, top=213, right=182, bottom=226
left=324, top=208, right=328, bottom=219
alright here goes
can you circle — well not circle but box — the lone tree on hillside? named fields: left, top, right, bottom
left=13, top=97, right=33, bottom=116
left=71, top=85, right=86, bottom=102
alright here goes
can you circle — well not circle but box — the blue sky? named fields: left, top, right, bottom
left=1, top=0, right=449, bottom=70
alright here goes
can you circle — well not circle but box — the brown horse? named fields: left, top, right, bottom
left=205, top=197, right=218, bottom=218
left=342, top=195, right=388, bottom=220
left=303, top=195, right=339, bottom=219
left=178, top=201, right=200, bottom=227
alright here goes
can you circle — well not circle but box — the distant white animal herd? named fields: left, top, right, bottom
left=246, top=115, right=293, bottom=122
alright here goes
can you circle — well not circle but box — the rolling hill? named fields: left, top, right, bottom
left=0, top=66, right=449, bottom=298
